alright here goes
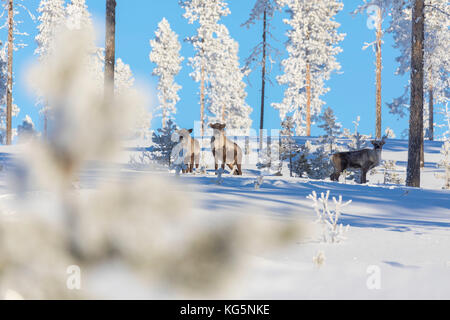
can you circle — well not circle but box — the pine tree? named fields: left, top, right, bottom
left=206, top=25, right=252, bottom=130
left=387, top=0, right=449, bottom=141
left=353, top=1, right=395, bottom=139
left=272, top=0, right=345, bottom=136
left=150, top=18, right=183, bottom=128
left=181, top=0, right=230, bottom=137
left=150, top=119, right=178, bottom=166
left=182, top=0, right=251, bottom=131
left=406, top=0, right=425, bottom=187
left=242, top=0, right=281, bottom=148
left=436, top=140, right=450, bottom=189
left=35, top=0, right=66, bottom=137
left=0, top=43, right=18, bottom=144
left=280, top=116, right=297, bottom=177
left=66, top=0, right=93, bottom=31
left=105, top=0, right=116, bottom=98
left=318, top=107, right=342, bottom=154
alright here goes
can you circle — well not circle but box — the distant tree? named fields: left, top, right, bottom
left=181, top=0, right=230, bottom=137
left=105, top=0, right=116, bottom=98
left=0, top=44, right=18, bottom=144
left=318, top=107, right=342, bottom=154
left=182, top=0, right=251, bottom=131
left=206, top=25, right=251, bottom=130
left=342, top=116, right=369, bottom=151
left=150, top=119, right=178, bottom=166
left=242, top=0, right=281, bottom=149
left=353, top=0, right=394, bottom=139
left=273, top=0, right=345, bottom=136
left=150, top=18, right=183, bottom=128
left=66, top=0, right=93, bottom=31
left=35, top=0, right=65, bottom=137
left=280, top=116, right=297, bottom=177
left=17, top=115, right=37, bottom=142
left=435, top=140, right=450, bottom=189
left=388, top=0, right=449, bottom=143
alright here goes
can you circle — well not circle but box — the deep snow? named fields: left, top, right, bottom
left=0, top=138, right=449, bottom=299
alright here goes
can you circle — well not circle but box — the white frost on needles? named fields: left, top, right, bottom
left=307, top=190, right=351, bottom=243
left=150, top=18, right=183, bottom=127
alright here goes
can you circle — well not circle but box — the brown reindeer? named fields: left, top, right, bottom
left=209, top=123, right=243, bottom=175
left=176, top=128, right=200, bottom=173
left=330, top=139, right=385, bottom=184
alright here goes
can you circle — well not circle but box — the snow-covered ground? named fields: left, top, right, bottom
left=0, top=138, right=449, bottom=299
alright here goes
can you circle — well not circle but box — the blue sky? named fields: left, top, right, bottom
left=4, top=0, right=444, bottom=138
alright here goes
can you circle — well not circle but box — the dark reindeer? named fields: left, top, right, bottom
left=330, top=140, right=385, bottom=184
left=209, top=123, right=243, bottom=175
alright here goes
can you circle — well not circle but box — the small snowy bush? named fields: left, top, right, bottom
left=307, top=190, right=351, bottom=243
left=436, top=140, right=450, bottom=189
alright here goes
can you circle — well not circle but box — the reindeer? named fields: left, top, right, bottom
left=330, top=139, right=385, bottom=184
left=176, top=128, right=200, bottom=173
left=209, top=123, right=243, bottom=175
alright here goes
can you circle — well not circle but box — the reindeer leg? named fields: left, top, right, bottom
left=222, top=145, right=226, bottom=171
left=237, top=163, right=242, bottom=176
left=190, top=153, right=194, bottom=173
left=360, top=168, right=368, bottom=184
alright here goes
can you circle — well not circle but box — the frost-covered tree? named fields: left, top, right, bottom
left=387, top=0, right=449, bottom=142
left=318, top=107, right=342, bottom=154
left=150, top=18, right=183, bottom=128
left=35, top=0, right=65, bottom=137
left=353, top=0, right=395, bottom=139
left=1, top=0, right=31, bottom=143
left=105, top=0, right=116, bottom=97
left=206, top=25, right=252, bottom=130
left=343, top=116, right=369, bottom=151
left=17, top=115, right=37, bottom=141
left=182, top=0, right=251, bottom=131
left=150, top=119, right=178, bottom=166
left=436, top=140, right=450, bottom=189
left=35, top=0, right=65, bottom=59
left=66, top=0, right=93, bottom=31
left=242, top=0, right=281, bottom=147
left=181, top=0, right=230, bottom=136
left=273, top=0, right=345, bottom=136
left=280, top=116, right=297, bottom=176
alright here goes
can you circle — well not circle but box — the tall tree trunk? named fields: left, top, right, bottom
left=428, top=68, right=434, bottom=141
left=259, top=9, right=267, bottom=152
left=375, top=7, right=382, bottom=140
left=162, top=104, right=166, bottom=129
left=104, top=0, right=116, bottom=98
left=200, top=65, right=205, bottom=137
left=6, top=0, right=13, bottom=145
left=306, top=63, right=311, bottom=137
left=406, top=0, right=424, bottom=188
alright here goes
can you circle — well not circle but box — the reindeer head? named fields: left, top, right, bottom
left=371, top=139, right=385, bottom=150
left=208, top=123, right=226, bottom=136
left=176, top=128, right=193, bottom=142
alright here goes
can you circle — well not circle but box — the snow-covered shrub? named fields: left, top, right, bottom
left=436, top=140, right=450, bottom=189
left=307, top=190, right=351, bottom=243
left=254, top=174, right=264, bottom=189
left=384, top=127, right=396, bottom=139
left=257, top=141, right=282, bottom=175
left=312, top=250, right=326, bottom=268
